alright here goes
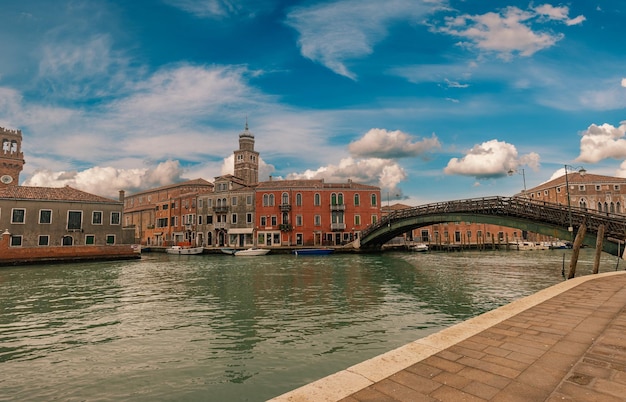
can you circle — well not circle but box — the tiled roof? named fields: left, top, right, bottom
left=256, top=179, right=379, bottom=190
left=0, top=185, right=120, bottom=203
left=529, top=172, right=626, bottom=192
left=127, top=178, right=213, bottom=196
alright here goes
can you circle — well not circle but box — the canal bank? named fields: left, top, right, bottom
left=271, top=270, right=626, bottom=401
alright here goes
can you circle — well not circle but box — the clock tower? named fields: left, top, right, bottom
left=233, top=121, right=259, bottom=185
left=0, top=126, right=25, bottom=187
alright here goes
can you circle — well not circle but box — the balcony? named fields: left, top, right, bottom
left=330, top=203, right=346, bottom=211
left=279, top=203, right=292, bottom=212
left=331, top=222, right=346, bottom=231
left=213, top=206, right=229, bottom=213
left=279, top=224, right=293, bottom=232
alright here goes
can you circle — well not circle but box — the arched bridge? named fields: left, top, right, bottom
left=357, top=196, right=626, bottom=257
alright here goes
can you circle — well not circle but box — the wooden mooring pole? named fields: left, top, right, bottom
left=592, top=224, right=605, bottom=274
left=567, top=223, right=587, bottom=279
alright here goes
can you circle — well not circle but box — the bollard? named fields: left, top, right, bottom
left=567, top=223, right=587, bottom=279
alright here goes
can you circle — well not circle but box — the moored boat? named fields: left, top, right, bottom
left=292, top=248, right=334, bottom=256
left=220, top=247, right=236, bottom=255
left=410, top=243, right=429, bottom=252
left=234, top=248, right=270, bottom=256
left=166, top=245, right=204, bottom=255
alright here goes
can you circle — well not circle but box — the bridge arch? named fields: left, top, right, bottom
left=358, top=197, right=626, bottom=257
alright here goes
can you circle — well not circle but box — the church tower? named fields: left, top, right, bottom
left=0, top=126, right=25, bottom=187
left=233, top=121, right=259, bottom=185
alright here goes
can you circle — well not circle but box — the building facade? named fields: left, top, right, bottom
left=123, top=178, right=214, bottom=246
left=255, top=179, right=381, bottom=247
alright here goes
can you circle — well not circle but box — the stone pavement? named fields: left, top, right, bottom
left=270, top=271, right=626, bottom=402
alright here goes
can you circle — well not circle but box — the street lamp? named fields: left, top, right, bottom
left=564, top=165, right=586, bottom=237
left=507, top=168, right=527, bottom=195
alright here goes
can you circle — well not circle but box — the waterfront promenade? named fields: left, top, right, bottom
left=271, top=271, right=626, bottom=401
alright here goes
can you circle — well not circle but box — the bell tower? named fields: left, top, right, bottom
left=233, top=121, right=259, bottom=185
left=0, top=126, right=25, bottom=187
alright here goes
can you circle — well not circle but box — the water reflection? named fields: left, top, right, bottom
left=0, top=249, right=619, bottom=401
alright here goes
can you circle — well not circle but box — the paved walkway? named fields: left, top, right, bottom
left=270, top=271, right=626, bottom=402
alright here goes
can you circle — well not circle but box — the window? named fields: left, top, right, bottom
left=263, top=194, right=269, bottom=206
left=198, top=215, right=203, bottom=225
left=282, top=192, right=289, bottom=205
left=544, top=190, right=548, bottom=196
left=92, top=211, right=103, bottom=225
left=106, top=235, right=115, bottom=245
left=231, top=197, right=237, bottom=206
left=269, top=194, right=275, bottom=206
left=260, top=216, right=267, bottom=226
left=85, top=235, right=95, bottom=245
left=314, top=193, right=321, bottom=206
left=157, top=218, right=168, bottom=227
left=170, top=216, right=177, bottom=227
left=331, top=193, right=337, bottom=205
left=171, top=202, right=176, bottom=209
left=231, top=213, right=237, bottom=224
left=314, top=215, right=321, bottom=226
left=11, top=209, right=25, bottom=224
left=246, top=213, right=253, bottom=224
left=296, top=215, right=303, bottom=226
left=371, top=194, right=377, bottom=206
left=207, top=199, right=213, bottom=208
left=354, top=194, right=360, bottom=206
left=557, top=187, right=561, bottom=193
left=247, top=195, right=253, bottom=205
left=371, top=215, right=378, bottom=224
left=39, top=210, right=52, bottom=224
left=198, top=199, right=203, bottom=208
left=163, top=203, right=168, bottom=210
left=38, top=235, right=49, bottom=246
left=67, top=211, right=82, bottom=230
left=296, top=193, right=302, bottom=206
left=271, top=216, right=277, bottom=226
left=62, top=236, right=73, bottom=246
left=10, top=235, right=22, bottom=247
left=338, top=193, right=344, bottom=205
left=579, top=185, right=585, bottom=191
left=615, top=185, right=620, bottom=191
left=207, top=215, right=213, bottom=224
left=354, top=215, right=361, bottom=225
left=596, top=185, right=601, bottom=191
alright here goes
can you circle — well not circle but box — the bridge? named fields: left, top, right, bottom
left=357, top=196, right=626, bottom=257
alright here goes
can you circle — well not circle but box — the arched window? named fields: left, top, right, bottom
left=354, top=194, right=360, bottom=206
left=598, top=202, right=603, bottom=212
left=282, top=192, right=289, bottom=205
left=610, top=202, right=615, bottom=213
left=263, top=194, right=269, bottom=206
left=269, top=194, right=275, bottom=206
left=617, top=202, right=622, bottom=213
left=331, top=193, right=337, bottom=205
left=314, top=193, right=321, bottom=206
left=371, top=194, right=377, bottom=206
left=62, top=236, right=73, bottom=246
left=338, top=193, right=344, bottom=205
left=217, top=198, right=222, bottom=207
left=605, top=202, right=609, bottom=212
left=579, top=199, right=587, bottom=210
left=296, top=193, right=302, bottom=206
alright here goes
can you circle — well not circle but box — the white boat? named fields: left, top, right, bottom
left=220, top=247, right=236, bottom=255
left=411, top=243, right=429, bottom=252
left=166, top=245, right=204, bottom=255
left=508, top=241, right=549, bottom=251
left=234, top=248, right=270, bottom=256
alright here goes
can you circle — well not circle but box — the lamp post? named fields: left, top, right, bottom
left=507, top=168, right=527, bottom=195
left=564, top=165, right=586, bottom=237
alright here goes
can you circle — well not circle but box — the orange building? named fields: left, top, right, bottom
left=123, top=179, right=213, bottom=247
left=255, top=179, right=381, bottom=247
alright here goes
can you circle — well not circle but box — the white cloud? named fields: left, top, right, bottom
left=163, top=0, right=263, bottom=18
left=576, top=122, right=626, bottom=163
left=621, top=78, right=626, bottom=88
left=444, top=139, right=540, bottom=178
left=533, top=4, right=586, bottom=26
left=285, top=0, right=443, bottom=79
left=286, top=157, right=406, bottom=191
left=348, top=128, right=441, bottom=158
left=436, top=5, right=582, bottom=60
left=22, top=160, right=186, bottom=199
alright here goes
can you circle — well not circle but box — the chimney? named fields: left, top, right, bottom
left=119, top=190, right=125, bottom=203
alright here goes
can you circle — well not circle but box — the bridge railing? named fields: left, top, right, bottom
left=363, top=196, right=626, bottom=241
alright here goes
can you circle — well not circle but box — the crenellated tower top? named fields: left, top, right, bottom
left=0, top=126, right=25, bottom=187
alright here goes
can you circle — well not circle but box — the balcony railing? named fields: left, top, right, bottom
left=331, top=222, right=346, bottom=231
left=213, top=206, right=229, bottom=213
left=279, top=204, right=292, bottom=212
left=279, top=224, right=293, bottom=231
left=330, top=204, right=346, bottom=211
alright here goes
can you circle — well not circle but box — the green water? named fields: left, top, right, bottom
left=0, top=249, right=619, bottom=401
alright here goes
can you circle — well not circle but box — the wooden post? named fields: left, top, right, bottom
left=593, top=224, right=605, bottom=274
left=567, top=223, right=587, bottom=279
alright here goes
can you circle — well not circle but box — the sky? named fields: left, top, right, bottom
left=0, top=0, right=625, bottom=204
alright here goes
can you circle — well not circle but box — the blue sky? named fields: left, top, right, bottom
left=0, top=0, right=625, bottom=204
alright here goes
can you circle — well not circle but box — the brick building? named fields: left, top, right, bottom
left=255, top=178, right=380, bottom=247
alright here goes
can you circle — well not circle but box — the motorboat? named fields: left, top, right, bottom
left=234, top=248, right=270, bottom=256
left=292, top=248, right=334, bottom=256
left=410, top=243, right=429, bottom=252
left=166, top=245, right=204, bottom=255
left=220, top=247, right=236, bottom=255
left=508, top=241, right=549, bottom=251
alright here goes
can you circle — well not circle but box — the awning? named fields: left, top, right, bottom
left=228, top=228, right=254, bottom=234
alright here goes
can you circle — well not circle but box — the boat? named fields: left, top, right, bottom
left=220, top=247, right=236, bottom=255
left=166, top=245, right=204, bottom=255
left=234, top=248, right=270, bottom=256
left=292, top=248, right=334, bottom=256
left=410, top=243, right=429, bottom=252
left=508, top=241, right=549, bottom=251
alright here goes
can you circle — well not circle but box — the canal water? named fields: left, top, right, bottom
left=0, top=249, right=620, bottom=401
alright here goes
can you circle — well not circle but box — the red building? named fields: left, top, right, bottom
left=255, top=178, right=381, bottom=247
